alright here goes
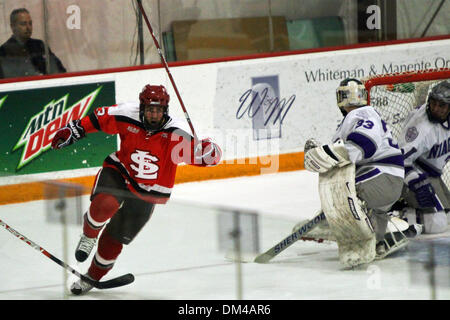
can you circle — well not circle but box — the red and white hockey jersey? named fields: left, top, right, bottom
left=80, top=102, right=215, bottom=204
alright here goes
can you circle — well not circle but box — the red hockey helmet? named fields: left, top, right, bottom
left=139, top=85, right=170, bottom=106
left=139, top=85, right=170, bottom=131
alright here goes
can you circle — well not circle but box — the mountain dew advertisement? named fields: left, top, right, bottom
left=0, top=82, right=116, bottom=176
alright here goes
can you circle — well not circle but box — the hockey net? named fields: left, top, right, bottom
left=362, top=68, right=450, bottom=189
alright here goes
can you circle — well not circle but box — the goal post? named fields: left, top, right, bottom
left=362, top=68, right=450, bottom=188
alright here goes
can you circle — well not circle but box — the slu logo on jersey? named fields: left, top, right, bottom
left=130, top=150, right=160, bottom=179
left=12, top=87, right=102, bottom=170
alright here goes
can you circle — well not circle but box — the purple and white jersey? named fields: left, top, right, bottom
left=398, top=103, right=450, bottom=185
left=332, top=106, right=404, bottom=184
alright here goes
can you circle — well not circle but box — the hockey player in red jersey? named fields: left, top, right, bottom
left=51, top=84, right=222, bottom=295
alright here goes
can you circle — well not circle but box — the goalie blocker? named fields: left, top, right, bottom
left=304, top=139, right=351, bottom=173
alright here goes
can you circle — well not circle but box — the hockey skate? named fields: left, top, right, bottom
left=75, top=234, right=97, bottom=262
left=403, top=224, right=423, bottom=238
left=375, top=230, right=408, bottom=259
left=70, top=273, right=95, bottom=295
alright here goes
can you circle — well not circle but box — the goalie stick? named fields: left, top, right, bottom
left=0, top=218, right=134, bottom=290
left=254, top=211, right=326, bottom=263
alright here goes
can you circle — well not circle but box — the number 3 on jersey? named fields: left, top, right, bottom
left=130, top=150, right=160, bottom=179
left=355, top=119, right=374, bottom=129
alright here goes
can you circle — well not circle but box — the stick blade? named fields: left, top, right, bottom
left=93, top=273, right=135, bottom=289
left=224, top=251, right=257, bottom=263
left=254, top=252, right=273, bottom=264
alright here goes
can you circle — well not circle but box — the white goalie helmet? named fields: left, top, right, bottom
left=336, top=78, right=368, bottom=112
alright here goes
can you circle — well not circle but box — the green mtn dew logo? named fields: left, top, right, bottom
left=12, top=87, right=102, bottom=170
left=0, top=95, right=7, bottom=110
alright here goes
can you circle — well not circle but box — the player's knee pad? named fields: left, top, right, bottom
left=90, top=193, right=120, bottom=223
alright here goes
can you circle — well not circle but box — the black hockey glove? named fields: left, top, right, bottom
left=51, top=120, right=86, bottom=149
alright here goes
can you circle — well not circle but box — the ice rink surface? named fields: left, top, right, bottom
left=0, top=170, right=449, bottom=301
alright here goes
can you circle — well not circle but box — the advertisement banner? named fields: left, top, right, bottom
left=212, top=40, right=450, bottom=160
left=0, top=82, right=116, bottom=176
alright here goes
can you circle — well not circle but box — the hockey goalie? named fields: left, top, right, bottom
left=297, top=78, right=409, bottom=268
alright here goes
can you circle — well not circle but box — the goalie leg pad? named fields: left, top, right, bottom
left=339, top=237, right=376, bottom=267
left=319, top=163, right=376, bottom=268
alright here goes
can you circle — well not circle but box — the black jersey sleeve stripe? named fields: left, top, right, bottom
left=88, top=113, right=101, bottom=131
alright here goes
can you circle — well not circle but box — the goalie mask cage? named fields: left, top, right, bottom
left=363, top=68, right=450, bottom=189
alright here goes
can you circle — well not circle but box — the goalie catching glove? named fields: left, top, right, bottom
left=304, top=139, right=351, bottom=173
left=51, top=120, right=86, bottom=150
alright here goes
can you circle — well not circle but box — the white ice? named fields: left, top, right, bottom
left=0, top=170, right=449, bottom=300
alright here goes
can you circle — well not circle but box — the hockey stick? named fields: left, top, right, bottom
left=0, top=218, right=134, bottom=290
left=135, top=0, right=198, bottom=141
left=254, top=211, right=326, bottom=263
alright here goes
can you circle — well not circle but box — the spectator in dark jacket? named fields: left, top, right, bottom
left=0, top=8, right=66, bottom=79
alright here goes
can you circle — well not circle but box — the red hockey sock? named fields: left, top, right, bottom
left=83, top=193, right=120, bottom=238
left=88, top=231, right=123, bottom=281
